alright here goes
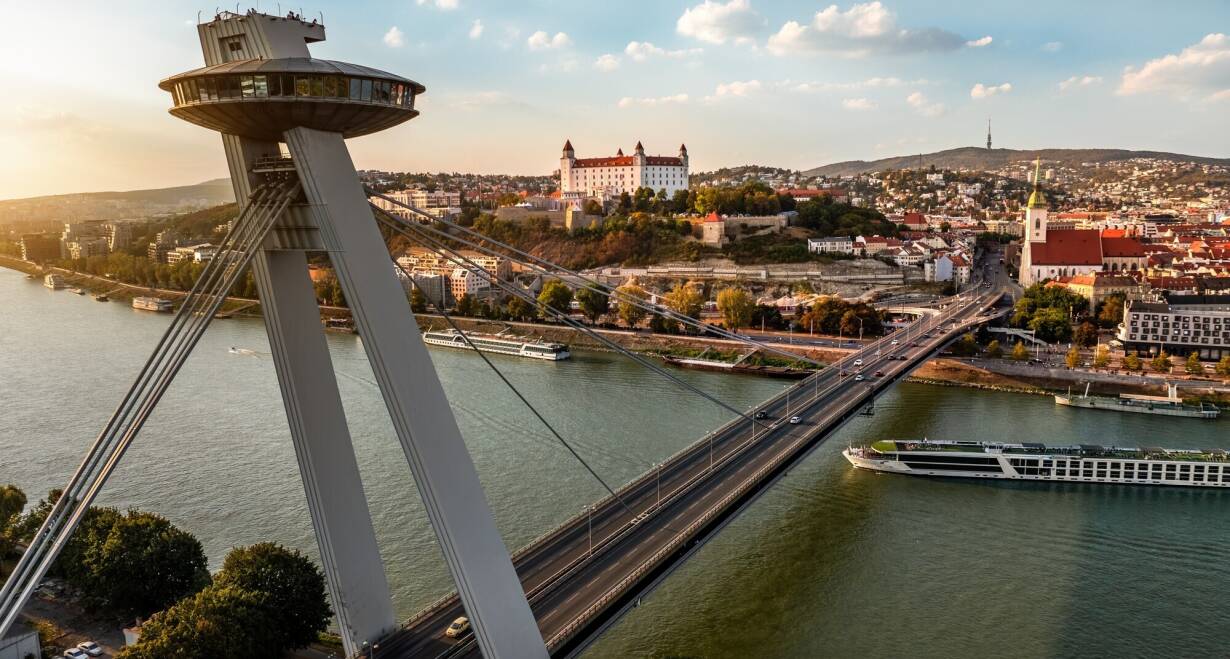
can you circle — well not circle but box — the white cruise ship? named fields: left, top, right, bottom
left=132, top=296, right=173, bottom=312
left=845, top=440, right=1230, bottom=488
left=422, top=329, right=570, bottom=361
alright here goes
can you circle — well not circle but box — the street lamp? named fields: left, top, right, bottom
left=655, top=462, right=661, bottom=507
left=585, top=504, right=593, bottom=557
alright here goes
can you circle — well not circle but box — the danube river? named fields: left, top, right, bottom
left=3, top=267, right=1228, bottom=658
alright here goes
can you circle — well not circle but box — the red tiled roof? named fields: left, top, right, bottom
left=573, top=156, right=634, bottom=168
left=903, top=212, right=926, bottom=224
left=1029, top=229, right=1102, bottom=266
left=1100, top=228, right=1127, bottom=238
left=705, top=211, right=722, bottom=223
left=646, top=156, right=684, bottom=166
left=1100, top=236, right=1146, bottom=257
left=571, top=155, right=684, bottom=168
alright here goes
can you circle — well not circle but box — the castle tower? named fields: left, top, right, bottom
left=161, top=12, right=545, bottom=658
left=1025, top=157, right=1048, bottom=243
left=561, top=139, right=575, bottom=193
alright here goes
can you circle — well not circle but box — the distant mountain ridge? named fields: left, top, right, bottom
left=0, top=178, right=234, bottom=206
left=803, top=147, right=1230, bottom=177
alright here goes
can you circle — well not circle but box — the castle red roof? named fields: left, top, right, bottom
left=571, top=155, right=685, bottom=168
left=1029, top=229, right=1102, bottom=266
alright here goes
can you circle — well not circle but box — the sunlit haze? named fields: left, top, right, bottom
left=0, top=0, right=1228, bottom=199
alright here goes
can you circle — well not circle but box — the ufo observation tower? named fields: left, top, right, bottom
left=163, top=11, right=545, bottom=658
left=0, top=11, right=543, bottom=659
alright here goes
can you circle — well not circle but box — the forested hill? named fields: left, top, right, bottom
left=804, top=147, right=1230, bottom=177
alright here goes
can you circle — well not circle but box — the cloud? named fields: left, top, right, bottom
left=676, top=0, right=764, bottom=45
left=1041, top=41, right=1064, bottom=53
left=416, top=0, right=459, bottom=9
left=970, top=82, right=1012, bottom=99
left=1119, top=33, right=1230, bottom=100
left=528, top=31, right=571, bottom=50
left=767, top=2, right=966, bottom=57
left=624, top=41, right=703, bottom=61
left=906, top=91, right=944, bottom=116
left=383, top=26, right=405, bottom=48
left=617, top=94, right=689, bottom=108
left=708, top=79, right=762, bottom=100
left=842, top=97, right=876, bottom=111
left=468, top=19, right=484, bottom=40
left=787, top=76, right=925, bottom=92
left=966, top=35, right=992, bottom=48
left=594, top=54, right=621, bottom=71
left=1058, top=75, right=1103, bottom=91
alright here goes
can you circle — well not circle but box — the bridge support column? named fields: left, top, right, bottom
left=285, top=126, right=547, bottom=659
left=251, top=248, right=397, bottom=654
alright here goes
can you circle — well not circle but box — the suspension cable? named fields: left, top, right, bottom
left=375, top=209, right=756, bottom=424
left=391, top=259, right=649, bottom=522
left=366, top=189, right=834, bottom=368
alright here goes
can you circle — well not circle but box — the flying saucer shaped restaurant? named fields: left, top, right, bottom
left=159, top=58, right=425, bottom=140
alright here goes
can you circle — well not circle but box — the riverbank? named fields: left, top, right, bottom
left=7, top=259, right=1227, bottom=403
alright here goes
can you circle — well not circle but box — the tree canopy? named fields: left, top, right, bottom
left=615, top=281, right=649, bottom=328
left=537, top=280, right=574, bottom=319
left=716, top=287, right=755, bottom=331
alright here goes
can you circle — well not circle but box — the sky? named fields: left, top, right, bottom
left=1, top=0, right=1229, bottom=200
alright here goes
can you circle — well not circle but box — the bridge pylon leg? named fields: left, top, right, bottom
left=285, top=126, right=548, bottom=659
left=252, top=248, right=397, bottom=654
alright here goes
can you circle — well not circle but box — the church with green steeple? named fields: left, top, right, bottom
left=1017, top=158, right=1146, bottom=286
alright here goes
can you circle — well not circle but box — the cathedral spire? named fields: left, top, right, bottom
left=1027, top=157, right=1047, bottom=209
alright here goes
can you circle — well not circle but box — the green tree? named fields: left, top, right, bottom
left=663, top=281, right=704, bottom=321
left=615, top=281, right=649, bottom=328
left=693, top=187, right=719, bottom=215
left=952, top=332, right=980, bottom=357
left=750, top=304, right=784, bottom=331
left=1097, top=293, right=1125, bottom=328
left=455, top=293, right=478, bottom=317
left=1093, top=345, right=1111, bottom=368
left=1150, top=351, right=1171, bottom=372
left=505, top=295, right=534, bottom=321
left=1028, top=308, right=1072, bottom=344
left=1216, top=355, right=1230, bottom=377
left=1011, top=341, right=1029, bottom=361
left=115, top=586, right=279, bottom=659
left=409, top=288, right=427, bottom=313
left=214, top=543, right=331, bottom=652
left=537, top=280, right=573, bottom=319
left=985, top=339, right=1002, bottom=358
left=1065, top=346, right=1081, bottom=369
left=574, top=287, right=609, bottom=324
left=86, top=511, right=211, bottom=616
left=1124, top=351, right=1141, bottom=371
left=716, top=287, right=754, bottom=331
left=670, top=189, right=691, bottom=214
left=1073, top=321, right=1099, bottom=348
left=0, top=485, right=25, bottom=558
left=1186, top=351, right=1204, bottom=375
left=582, top=199, right=604, bottom=216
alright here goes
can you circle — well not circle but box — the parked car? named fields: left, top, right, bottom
left=788, top=416, right=802, bottom=424
left=63, top=650, right=88, bottom=659
left=445, top=616, right=471, bottom=638
left=77, top=642, right=103, bottom=658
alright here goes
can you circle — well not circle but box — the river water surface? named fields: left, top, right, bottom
left=2, top=267, right=1227, bottom=658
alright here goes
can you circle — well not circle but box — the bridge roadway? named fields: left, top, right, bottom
left=377, top=290, right=1004, bottom=658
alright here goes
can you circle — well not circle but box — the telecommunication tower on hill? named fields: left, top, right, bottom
left=986, top=118, right=992, bottom=150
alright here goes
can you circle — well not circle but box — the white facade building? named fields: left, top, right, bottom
left=559, top=140, right=688, bottom=198
left=372, top=188, right=462, bottom=219
left=807, top=236, right=854, bottom=254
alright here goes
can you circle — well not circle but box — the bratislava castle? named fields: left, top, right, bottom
left=559, top=140, right=689, bottom=198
